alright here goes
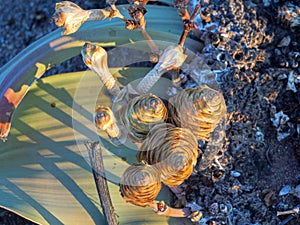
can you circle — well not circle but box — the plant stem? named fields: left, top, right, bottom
left=136, top=45, right=186, bottom=93
left=141, top=29, right=161, bottom=62
left=85, top=141, right=118, bottom=225
left=178, top=4, right=200, bottom=47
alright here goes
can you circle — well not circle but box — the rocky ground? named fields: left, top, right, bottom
left=0, top=0, right=300, bottom=225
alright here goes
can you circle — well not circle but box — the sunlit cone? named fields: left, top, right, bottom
left=137, top=123, right=199, bottom=186
left=121, top=93, right=168, bottom=142
left=119, top=162, right=161, bottom=207
left=169, top=85, right=226, bottom=140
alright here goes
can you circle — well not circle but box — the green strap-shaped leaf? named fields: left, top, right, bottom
left=0, top=69, right=193, bottom=225
left=0, top=4, right=202, bottom=224
left=0, top=4, right=202, bottom=141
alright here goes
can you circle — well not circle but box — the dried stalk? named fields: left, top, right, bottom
left=141, top=29, right=161, bottom=62
left=178, top=4, right=201, bottom=47
left=136, top=45, right=187, bottom=93
left=106, top=0, right=126, bottom=20
left=277, top=207, right=299, bottom=216
left=174, top=0, right=202, bottom=38
left=125, top=2, right=161, bottom=62
left=85, top=141, right=118, bottom=225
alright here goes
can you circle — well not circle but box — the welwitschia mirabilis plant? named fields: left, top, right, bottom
left=0, top=2, right=202, bottom=224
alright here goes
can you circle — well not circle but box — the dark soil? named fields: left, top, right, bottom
left=0, top=0, right=300, bottom=225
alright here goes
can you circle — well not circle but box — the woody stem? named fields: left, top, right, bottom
left=178, top=4, right=200, bottom=47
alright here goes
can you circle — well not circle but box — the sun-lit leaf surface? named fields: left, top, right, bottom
left=0, top=4, right=202, bottom=141
left=0, top=4, right=201, bottom=223
left=0, top=69, right=192, bottom=225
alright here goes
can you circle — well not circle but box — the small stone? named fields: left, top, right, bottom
left=286, top=71, right=297, bottom=93
left=278, top=73, right=288, bottom=80
left=271, top=111, right=289, bottom=128
left=262, top=189, right=275, bottom=207
left=274, top=48, right=282, bottom=56
left=209, top=202, right=219, bottom=215
left=277, top=36, right=291, bottom=47
left=219, top=203, right=232, bottom=215
left=279, top=185, right=292, bottom=196
left=230, top=170, right=241, bottom=178
left=263, top=0, right=270, bottom=7
left=255, top=126, right=264, bottom=141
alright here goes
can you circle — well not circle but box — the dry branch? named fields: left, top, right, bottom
left=85, top=141, right=118, bottom=225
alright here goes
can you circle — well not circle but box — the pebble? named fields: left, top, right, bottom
left=209, top=202, right=219, bottom=215
left=279, top=185, right=292, bottom=196
left=219, top=203, right=232, bottom=215
left=277, top=36, right=291, bottom=47
left=230, top=170, right=241, bottom=178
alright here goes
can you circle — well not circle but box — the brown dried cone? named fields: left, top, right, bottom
left=119, top=162, right=161, bottom=207
left=137, top=123, right=199, bottom=186
left=169, top=85, right=226, bottom=141
left=120, top=93, right=168, bottom=143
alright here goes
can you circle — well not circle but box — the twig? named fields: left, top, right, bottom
left=136, top=45, right=187, bottom=93
left=173, top=0, right=190, bottom=20
left=126, top=3, right=161, bottom=62
left=141, top=29, right=161, bottom=62
left=277, top=207, right=299, bottom=216
left=264, top=142, right=272, bottom=166
left=85, top=141, right=118, bottom=225
left=106, top=0, right=126, bottom=20
left=178, top=4, right=201, bottom=47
